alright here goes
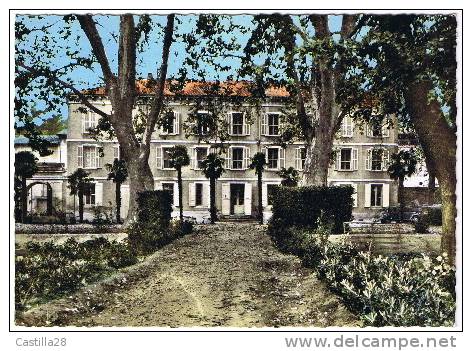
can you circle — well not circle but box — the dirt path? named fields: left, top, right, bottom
left=18, top=222, right=359, bottom=327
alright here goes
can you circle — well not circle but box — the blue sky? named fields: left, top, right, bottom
left=17, top=14, right=343, bottom=123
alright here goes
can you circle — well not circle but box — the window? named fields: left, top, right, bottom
left=161, top=111, right=180, bottom=135
left=340, top=116, right=353, bottom=137
left=296, top=147, right=306, bottom=171
left=162, top=147, right=173, bottom=169
left=371, top=149, right=383, bottom=171
left=83, top=146, right=98, bottom=168
left=367, top=120, right=389, bottom=138
left=371, top=184, right=383, bottom=207
left=113, top=145, right=120, bottom=161
left=340, top=148, right=352, bottom=170
left=82, top=112, right=97, bottom=133
left=195, top=147, right=209, bottom=170
left=196, top=112, right=209, bottom=135
left=267, top=148, right=279, bottom=169
left=267, top=184, right=277, bottom=206
left=231, top=112, right=244, bottom=135
left=162, top=183, right=174, bottom=202
left=84, top=183, right=96, bottom=205
left=267, top=114, right=280, bottom=136
left=195, top=183, right=203, bottom=206
left=232, top=147, right=244, bottom=169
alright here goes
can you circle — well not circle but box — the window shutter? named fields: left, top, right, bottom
left=221, top=183, right=231, bottom=215
left=113, top=145, right=120, bottom=160
left=244, top=183, right=252, bottom=215
left=365, top=148, right=372, bottom=170
left=174, top=112, right=180, bottom=135
left=173, top=183, right=179, bottom=207
left=243, top=113, right=250, bottom=135
left=227, top=112, right=233, bottom=135
left=243, top=147, right=250, bottom=169
left=188, top=182, right=196, bottom=207
left=95, top=182, right=103, bottom=205
left=364, top=183, right=371, bottom=208
left=382, top=124, right=390, bottom=137
left=82, top=114, right=86, bottom=133
left=262, top=183, right=268, bottom=208
left=203, top=183, right=210, bottom=208
left=96, top=146, right=102, bottom=168
left=279, top=148, right=285, bottom=169
left=382, top=149, right=390, bottom=171
left=366, top=123, right=372, bottom=137
left=224, top=148, right=231, bottom=169
left=261, top=113, right=268, bottom=136
left=335, top=150, right=341, bottom=170
left=352, top=148, right=358, bottom=171
left=91, top=112, right=97, bottom=128
left=352, top=183, right=358, bottom=207
left=190, top=147, right=196, bottom=169
left=295, top=148, right=301, bottom=171
left=156, top=146, right=162, bottom=169
left=77, top=145, right=83, bottom=168
left=346, top=117, right=353, bottom=137
left=382, top=184, right=390, bottom=207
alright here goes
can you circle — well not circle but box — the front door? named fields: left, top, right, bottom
left=230, top=184, right=245, bottom=215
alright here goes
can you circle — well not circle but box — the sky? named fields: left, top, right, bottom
left=16, top=14, right=343, bottom=124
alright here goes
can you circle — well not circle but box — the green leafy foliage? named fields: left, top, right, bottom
left=15, top=237, right=138, bottom=311
left=271, top=185, right=353, bottom=233
left=267, top=224, right=456, bottom=327
left=277, top=166, right=299, bottom=187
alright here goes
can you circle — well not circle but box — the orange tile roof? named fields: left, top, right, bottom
left=82, top=80, right=290, bottom=98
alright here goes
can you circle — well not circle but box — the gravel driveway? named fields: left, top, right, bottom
left=18, top=222, right=358, bottom=328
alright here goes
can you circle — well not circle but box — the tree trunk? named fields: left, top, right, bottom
left=257, top=171, right=263, bottom=224
left=398, top=176, right=404, bottom=221
left=78, top=186, right=84, bottom=223
left=425, top=155, right=437, bottom=205
left=178, top=168, right=184, bottom=223
left=115, top=182, right=121, bottom=224
left=21, top=176, right=27, bottom=223
left=303, top=129, right=335, bottom=186
left=210, top=177, right=216, bottom=224
left=405, top=80, right=457, bottom=264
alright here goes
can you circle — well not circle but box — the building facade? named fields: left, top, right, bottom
left=62, top=82, right=399, bottom=222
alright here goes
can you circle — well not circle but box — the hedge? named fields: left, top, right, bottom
left=267, top=221, right=456, bottom=327
left=136, top=190, right=173, bottom=227
left=271, top=185, right=354, bottom=233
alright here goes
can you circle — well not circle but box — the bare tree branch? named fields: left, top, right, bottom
left=17, top=63, right=110, bottom=119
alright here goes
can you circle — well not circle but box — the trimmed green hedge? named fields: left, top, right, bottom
left=272, top=185, right=354, bottom=233
left=136, top=190, right=172, bottom=227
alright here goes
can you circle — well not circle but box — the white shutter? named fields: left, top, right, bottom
left=227, top=112, right=233, bottom=135
left=243, top=113, right=250, bottom=135
left=173, top=182, right=179, bottom=207
left=295, top=148, right=301, bottom=171
left=96, top=146, right=102, bottom=168
left=382, top=183, right=390, bottom=207
left=95, top=182, right=103, bottom=205
left=244, top=183, right=252, bottom=215
left=203, top=183, right=210, bottom=208
left=113, top=145, right=120, bottom=160
left=352, top=148, right=358, bottom=171
left=346, top=117, right=353, bottom=137
left=352, top=183, right=358, bottom=207
left=221, top=183, right=231, bottom=215
left=82, top=114, right=86, bottom=133
left=382, top=124, right=390, bottom=137
left=335, top=150, right=341, bottom=170
left=365, top=148, right=372, bottom=170
left=77, top=145, right=83, bottom=168
left=225, top=148, right=231, bottom=169
left=261, top=113, right=268, bottom=136
left=188, top=182, right=196, bottom=207
left=364, top=183, right=371, bottom=208
left=190, top=147, right=196, bottom=169
left=174, top=112, right=180, bottom=135
left=279, top=148, right=285, bottom=169
left=156, top=146, right=162, bottom=169
left=382, top=149, right=390, bottom=171
left=243, top=147, right=250, bottom=169
left=366, top=123, right=373, bottom=137
left=262, top=183, right=268, bottom=208
left=120, top=185, right=130, bottom=219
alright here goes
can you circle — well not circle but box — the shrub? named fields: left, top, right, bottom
left=426, top=206, right=442, bottom=226
left=136, top=190, right=172, bottom=227
left=271, top=185, right=353, bottom=233
left=16, top=237, right=138, bottom=311
left=267, top=225, right=456, bottom=327
left=414, top=215, right=430, bottom=233
left=179, top=220, right=194, bottom=236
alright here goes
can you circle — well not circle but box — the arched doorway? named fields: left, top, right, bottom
left=26, top=181, right=53, bottom=215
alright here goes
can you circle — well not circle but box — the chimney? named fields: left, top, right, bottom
left=147, top=72, right=153, bottom=80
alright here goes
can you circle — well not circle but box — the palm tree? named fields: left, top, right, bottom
left=201, top=152, right=225, bottom=224
left=15, top=151, right=38, bottom=223
left=67, top=168, right=92, bottom=223
left=106, top=159, right=128, bottom=223
left=387, top=149, right=418, bottom=221
left=277, top=167, right=300, bottom=187
left=249, top=152, right=267, bottom=224
left=169, top=145, right=190, bottom=222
